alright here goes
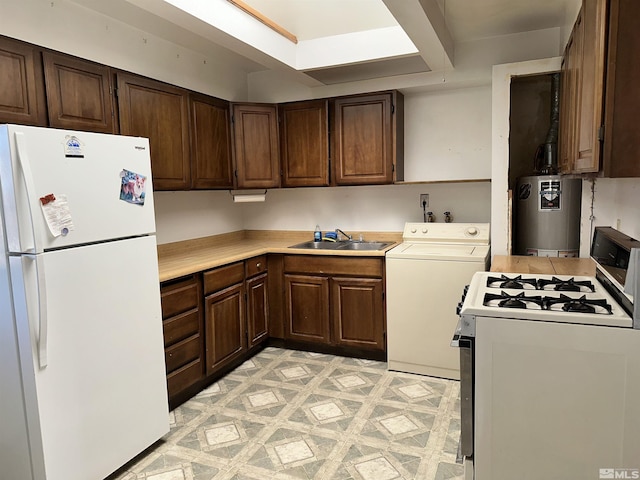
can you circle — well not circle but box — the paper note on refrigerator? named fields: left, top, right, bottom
left=40, top=194, right=74, bottom=237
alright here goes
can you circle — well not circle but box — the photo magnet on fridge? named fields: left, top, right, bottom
left=119, top=169, right=147, bottom=206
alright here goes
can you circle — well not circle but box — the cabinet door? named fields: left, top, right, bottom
left=333, top=92, right=401, bottom=185
left=204, top=283, right=246, bottom=375
left=602, top=0, right=640, bottom=177
left=43, top=51, right=115, bottom=133
left=232, top=103, right=280, bottom=189
left=559, top=24, right=580, bottom=174
left=247, top=272, right=269, bottom=347
left=189, top=93, right=233, bottom=189
left=0, top=36, right=46, bottom=126
left=331, top=277, right=385, bottom=351
left=574, top=0, right=607, bottom=173
left=284, top=274, right=330, bottom=344
left=279, top=99, right=329, bottom=187
left=117, top=73, right=190, bottom=190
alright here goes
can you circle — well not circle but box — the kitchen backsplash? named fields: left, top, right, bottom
left=579, top=177, right=640, bottom=257
left=154, top=182, right=491, bottom=245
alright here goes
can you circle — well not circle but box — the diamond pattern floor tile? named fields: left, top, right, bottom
left=107, top=348, right=463, bottom=480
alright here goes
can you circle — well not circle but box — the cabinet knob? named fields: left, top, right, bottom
left=256, top=262, right=261, bottom=268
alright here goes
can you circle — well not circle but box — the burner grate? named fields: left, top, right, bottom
left=484, top=291, right=544, bottom=309
left=545, top=294, right=613, bottom=314
left=486, top=274, right=537, bottom=290
left=537, top=276, right=595, bottom=292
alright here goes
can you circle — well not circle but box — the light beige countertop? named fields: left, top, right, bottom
left=490, top=255, right=597, bottom=276
left=157, top=230, right=402, bottom=282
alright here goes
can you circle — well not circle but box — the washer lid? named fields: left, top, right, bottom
left=386, top=243, right=490, bottom=261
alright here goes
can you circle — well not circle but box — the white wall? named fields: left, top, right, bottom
left=404, top=86, right=491, bottom=181
left=242, top=182, right=491, bottom=233
left=153, top=182, right=491, bottom=244
left=154, top=191, right=245, bottom=245
left=579, top=178, right=640, bottom=257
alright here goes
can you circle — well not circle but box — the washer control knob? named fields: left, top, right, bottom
left=467, top=227, right=478, bottom=236
left=421, top=228, right=428, bottom=234
left=410, top=228, right=417, bottom=233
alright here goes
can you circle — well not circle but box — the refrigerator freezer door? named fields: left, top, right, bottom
left=0, top=124, right=156, bottom=254
left=0, top=211, right=41, bottom=480
left=9, top=235, right=169, bottom=480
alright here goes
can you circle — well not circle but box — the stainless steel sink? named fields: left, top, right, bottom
left=338, top=241, right=393, bottom=251
left=289, top=240, right=393, bottom=251
left=289, top=241, right=343, bottom=250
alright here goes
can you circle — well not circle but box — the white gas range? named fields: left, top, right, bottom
left=453, top=227, right=640, bottom=480
left=458, top=271, right=632, bottom=329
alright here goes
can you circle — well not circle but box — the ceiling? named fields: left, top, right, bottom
left=69, top=0, right=580, bottom=85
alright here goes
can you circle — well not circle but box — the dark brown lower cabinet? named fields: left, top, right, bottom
left=247, top=272, right=269, bottom=347
left=283, top=256, right=386, bottom=353
left=331, top=277, right=384, bottom=351
left=284, top=274, right=331, bottom=344
left=203, top=262, right=246, bottom=375
left=204, top=282, right=246, bottom=375
left=160, top=275, right=204, bottom=405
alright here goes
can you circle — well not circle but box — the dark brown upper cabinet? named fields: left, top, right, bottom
left=0, top=36, right=47, bottom=126
left=43, top=51, right=115, bottom=134
left=116, top=73, right=191, bottom=190
left=332, top=91, right=404, bottom=186
left=279, top=99, right=329, bottom=187
left=560, top=0, right=640, bottom=177
left=232, top=103, right=280, bottom=189
left=601, top=0, right=640, bottom=177
left=189, top=92, right=233, bottom=189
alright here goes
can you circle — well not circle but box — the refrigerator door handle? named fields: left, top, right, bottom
left=14, top=132, right=41, bottom=254
left=24, top=254, right=48, bottom=368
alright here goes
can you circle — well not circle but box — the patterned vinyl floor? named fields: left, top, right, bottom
left=109, top=347, right=463, bottom=480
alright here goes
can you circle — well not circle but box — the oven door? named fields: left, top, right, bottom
left=452, top=331, right=474, bottom=458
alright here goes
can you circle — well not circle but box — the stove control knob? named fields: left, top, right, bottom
left=410, top=228, right=417, bottom=233
left=421, top=228, right=428, bottom=234
left=466, top=227, right=478, bottom=236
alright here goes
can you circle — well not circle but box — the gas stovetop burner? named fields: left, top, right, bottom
left=484, top=291, right=544, bottom=309
left=487, top=274, right=537, bottom=290
left=545, top=294, right=613, bottom=314
left=537, top=276, right=596, bottom=292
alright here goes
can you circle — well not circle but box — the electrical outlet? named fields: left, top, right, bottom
left=420, top=194, right=429, bottom=207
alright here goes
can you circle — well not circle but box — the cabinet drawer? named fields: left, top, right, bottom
left=284, top=255, right=383, bottom=277
left=163, top=309, right=200, bottom=347
left=167, top=359, right=202, bottom=396
left=245, top=255, right=267, bottom=278
left=165, top=334, right=201, bottom=373
left=161, top=277, right=199, bottom=318
left=204, top=262, right=244, bottom=295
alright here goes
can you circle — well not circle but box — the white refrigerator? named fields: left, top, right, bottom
left=0, top=124, right=169, bottom=480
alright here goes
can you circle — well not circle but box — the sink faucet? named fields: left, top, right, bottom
left=335, top=228, right=352, bottom=241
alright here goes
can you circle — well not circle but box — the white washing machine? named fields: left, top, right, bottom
left=385, top=222, right=490, bottom=379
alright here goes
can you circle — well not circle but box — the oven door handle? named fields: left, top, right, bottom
left=458, top=336, right=474, bottom=458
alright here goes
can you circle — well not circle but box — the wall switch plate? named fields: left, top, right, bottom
left=420, top=194, right=429, bottom=207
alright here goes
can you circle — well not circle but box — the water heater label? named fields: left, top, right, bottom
left=539, top=179, right=561, bottom=210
